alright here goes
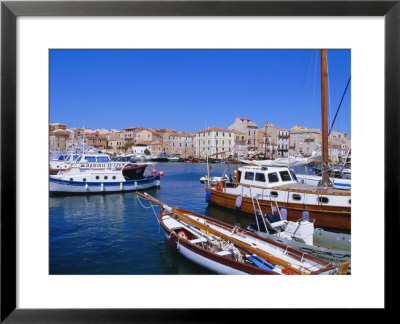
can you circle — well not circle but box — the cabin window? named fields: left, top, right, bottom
left=270, top=191, right=278, bottom=197
left=112, top=176, right=116, bottom=180
left=83, top=178, right=87, bottom=182
left=104, top=176, right=108, bottom=180
left=85, top=156, right=96, bottom=162
left=318, top=196, right=329, bottom=203
left=292, top=194, right=301, bottom=201
left=73, top=155, right=79, bottom=161
left=255, top=173, right=266, bottom=182
left=97, top=157, right=108, bottom=162
left=279, top=171, right=292, bottom=182
left=348, top=199, right=351, bottom=205
left=69, top=178, right=73, bottom=181
left=95, top=176, right=100, bottom=180
left=268, top=172, right=279, bottom=183
left=244, top=172, right=254, bottom=180
left=237, top=171, right=242, bottom=182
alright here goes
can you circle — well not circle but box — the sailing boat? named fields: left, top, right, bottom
left=137, top=192, right=346, bottom=275
left=206, top=50, right=351, bottom=234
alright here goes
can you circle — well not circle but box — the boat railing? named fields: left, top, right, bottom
left=250, top=192, right=285, bottom=234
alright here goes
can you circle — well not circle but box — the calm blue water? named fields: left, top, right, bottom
left=49, top=162, right=313, bottom=274
left=50, top=163, right=239, bottom=274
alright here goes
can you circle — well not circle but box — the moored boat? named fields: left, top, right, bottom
left=50, top=162, right=161, bottom=194
left=206, top=165, right=351, bottom=233
left=207, top=50, right=351, bottom=234
left=136, top=192, right=348, bottom=275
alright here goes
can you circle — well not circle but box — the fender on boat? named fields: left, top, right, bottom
left=235, top=195, right=242, bottom=208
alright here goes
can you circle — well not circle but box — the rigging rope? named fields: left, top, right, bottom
left=329, top=76, right=351, bottom=135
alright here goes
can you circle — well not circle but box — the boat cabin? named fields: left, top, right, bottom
left=237, top=166, right=298, bottom=188
left=77, top=154, right=110, bottom=163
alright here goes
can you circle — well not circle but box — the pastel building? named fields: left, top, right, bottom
left=195, top=127, right=235, bottom=158
left=169, top=132, right=196, bottom=157
left=228, top=117, right=258, bottom=150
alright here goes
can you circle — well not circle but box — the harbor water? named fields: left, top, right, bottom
left=49, top=162, right=312, bottom=275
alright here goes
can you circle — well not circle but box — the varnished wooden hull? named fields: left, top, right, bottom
left=208, top=188, right=351, bottom=234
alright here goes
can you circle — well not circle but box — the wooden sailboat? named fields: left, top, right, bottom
left=206, top=50, right=351, bottom=233
left=137, top=192, right=348, bottom=275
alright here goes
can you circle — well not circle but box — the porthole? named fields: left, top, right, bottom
left=270, top=191, right=278, bottom=198
left=112, top=176, right=116, bottom=180
left=69, top=178, right=73, bottom=181
left=292, top=194, right=301, bottom=201
left=96, top=176, right=100, bottom=180
left=83, top=178, right=87, bottom=182
left=348, top=199, right=351, bottom=205
left=104, top=176, right=108, bottom=180
left=318, top=197, right=329, bottom=203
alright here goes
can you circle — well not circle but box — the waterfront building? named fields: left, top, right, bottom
left=130, top=142, right=153, bottom=155
left=84, top=131, right=108, bottom=151
left=49, top=129, right=70, bottom=151
left=122, top=126, right=145, bottom=144
left=49, top=123, right=67, bottom=132
left=194, top=127, right=235, bottom=159
left=150, top=141, right=168, bottom=156
left=135, top=129, right=163, bottom=144
left=289, top=125, right=321, bottom=156
left=169, top=132, right=195, bottom=158
left=107, top=131, right=126, bottom=150
left=329, top=130, right=351, bottom=161
left=228, top=117, right=258, bottom=151
left=262, top=122, right=290, bottom=157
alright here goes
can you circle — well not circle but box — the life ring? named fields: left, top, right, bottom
left=216, top=181, right=223, bottom=192
left=177, top=230, right=188, bottom=240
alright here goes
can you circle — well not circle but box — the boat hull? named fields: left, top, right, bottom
left=50, top=175, right=160, bottom=194
left=207, top=188, right=351, bottom=233
left=160, top=218, right=277, bottom=275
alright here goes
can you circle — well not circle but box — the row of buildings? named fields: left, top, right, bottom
left=49, top=117, right=351, bottom=161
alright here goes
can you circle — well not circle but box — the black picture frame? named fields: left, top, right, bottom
left=1, top=0, right=397, bottom=322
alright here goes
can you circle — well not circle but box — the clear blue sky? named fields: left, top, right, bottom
left=50, top=49, right=351, bottom=136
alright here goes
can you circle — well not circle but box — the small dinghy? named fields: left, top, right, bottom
left=136, top=192, right=349, bottom=275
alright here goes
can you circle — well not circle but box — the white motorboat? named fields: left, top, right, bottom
left=50, top=162, right=161, bottom=194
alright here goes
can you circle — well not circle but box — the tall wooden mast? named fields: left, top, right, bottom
left=319, top=49, right=332, bottom=187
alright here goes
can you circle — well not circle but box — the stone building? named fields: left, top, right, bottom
left=49, top=129, right=70, bottom=151
left=194, top=127, right=235, bottom=159
left=289, top=125, right=322, bottom=156
left=168, top=132, right=196, bottom=158
left=228, top=117, right=258, bottom=150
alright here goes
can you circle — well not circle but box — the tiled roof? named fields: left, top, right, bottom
left=197, top=126, right=233, bottom=133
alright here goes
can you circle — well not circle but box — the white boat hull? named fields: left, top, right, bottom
left=50, top=176, right=160, bottom=194
left=163, top=233, right=247, bottom=275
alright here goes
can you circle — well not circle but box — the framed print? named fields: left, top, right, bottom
left=1, top=0, right=397, bottom=321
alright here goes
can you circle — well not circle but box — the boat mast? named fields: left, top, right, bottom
left=319, top=49, right=332, bottom=187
